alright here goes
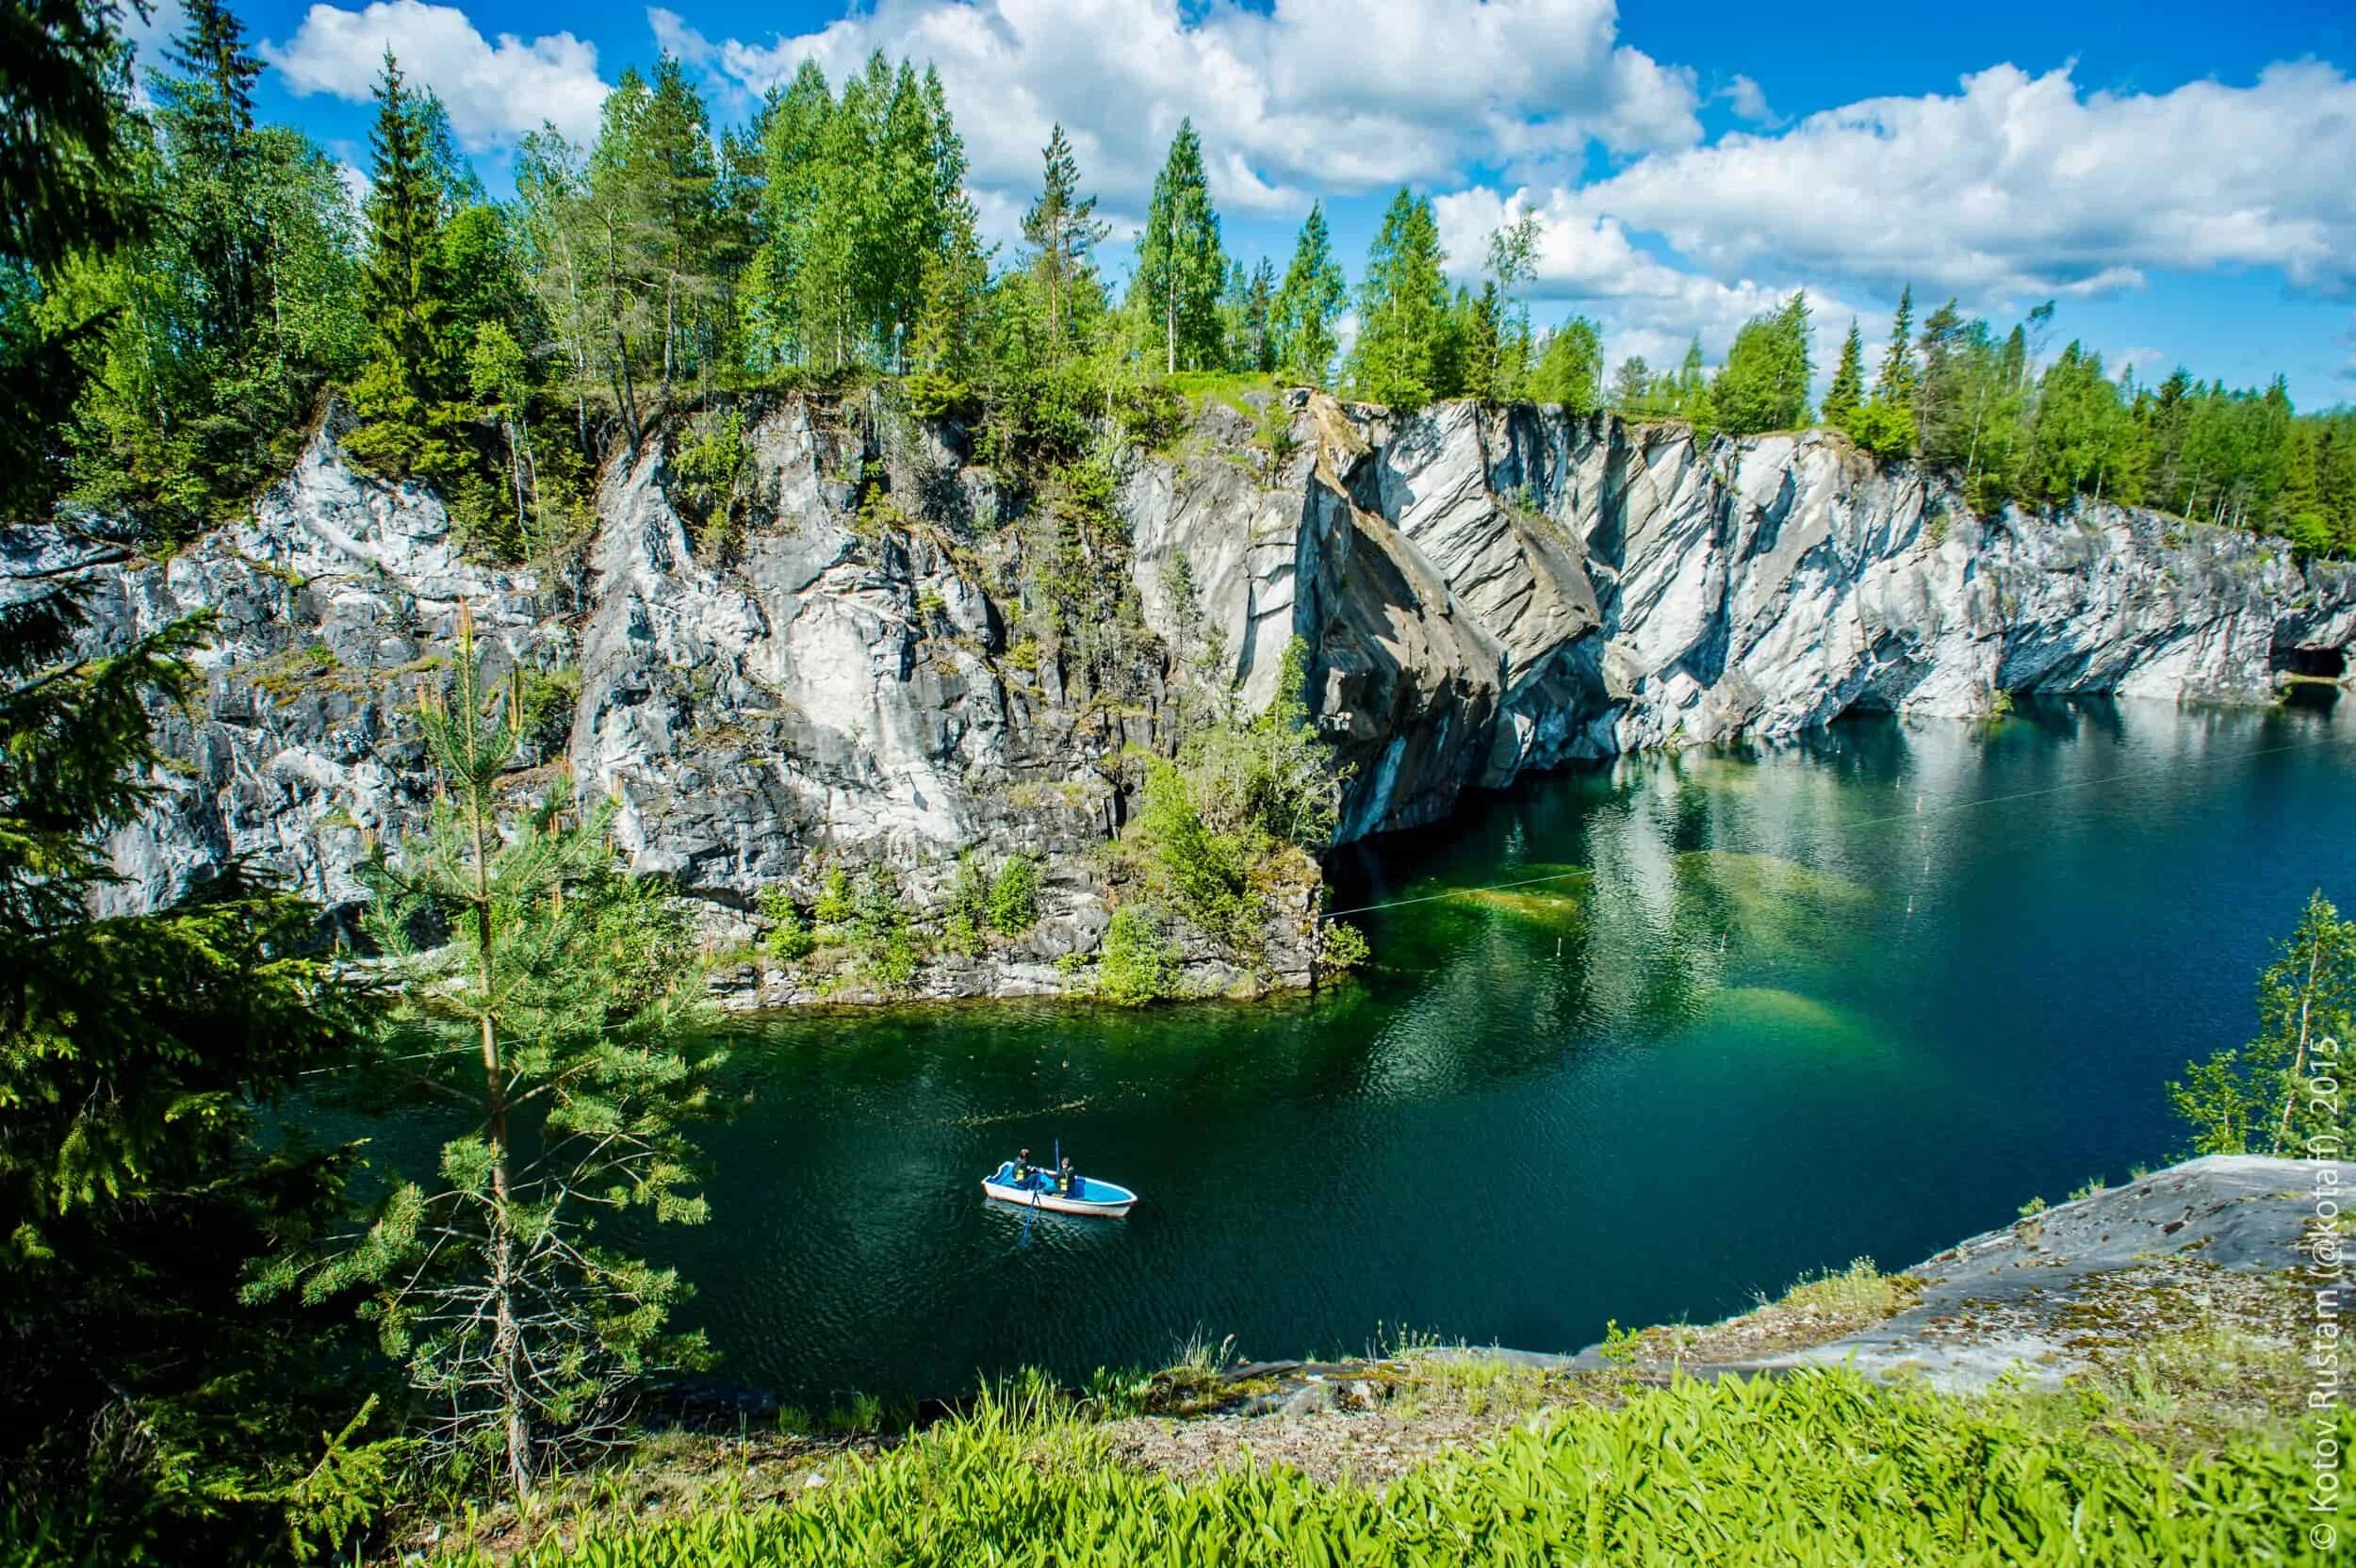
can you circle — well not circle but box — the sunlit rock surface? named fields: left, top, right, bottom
left=8, top=389, right=2348, bottom=997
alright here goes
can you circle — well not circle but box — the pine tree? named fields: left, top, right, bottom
left=2169, top=890, right=2356, bottom=1156
left=1347, top=188, right=1449, bottom=409
left=1915, top=298, right=1972, bottom=462
left=274, top=606, right=719, bottom=1501
left=1823, top=319, right=1865, bottom=432
left=1130, top=119, right=1224, bottom=373
left=1271, top=202, right=1345, bottom=388
left=1020, top=123, right=1106, bottom=357
left=641, top=56, right=722, bottom=393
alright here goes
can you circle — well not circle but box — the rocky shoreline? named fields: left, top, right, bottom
left=9, top=389, right=2352, bottom=1006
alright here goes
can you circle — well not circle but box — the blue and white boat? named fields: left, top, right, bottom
left=982, top=1161, right=1137, bottom=1217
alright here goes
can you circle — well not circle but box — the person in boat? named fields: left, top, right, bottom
left=1012, top=1149, right=1034, bottom=1187
left=1056, top=1156, right=1075, bottom=1196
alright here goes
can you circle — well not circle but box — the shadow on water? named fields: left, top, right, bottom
left=459, top=701, right=2356, bottom=1405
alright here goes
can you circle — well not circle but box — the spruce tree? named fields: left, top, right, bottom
left=1271, top=202, right=1345, bottom=387
left=157, top=0, right=262, bottom=351
left=348, top=51, right=461, bottom=478
left=1855, top=286, right=1920, bottom=454
left=1240, top=256, right=1276, bottom=374
left=1823, top=319, right=1865, bottom=432
left=1, top=587, right=390, bottom=1560
left=1131, top=119, right=1224, bottom=373
left=1347, top=188, right=1449, bottom=409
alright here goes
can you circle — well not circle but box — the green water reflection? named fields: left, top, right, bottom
left=591, top=698, right=2353, bottom=1403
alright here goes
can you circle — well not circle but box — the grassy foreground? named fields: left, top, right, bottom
left=446, top=1369, right=2339, bottom=1568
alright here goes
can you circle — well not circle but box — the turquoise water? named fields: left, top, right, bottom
left=641, top=697, right=2354, bottom=1406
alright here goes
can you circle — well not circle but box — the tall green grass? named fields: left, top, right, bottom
left=451, top=1370, right=2339, bottom=1567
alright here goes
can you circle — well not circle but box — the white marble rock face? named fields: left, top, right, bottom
left=10, top=390, right=2348, bottom=996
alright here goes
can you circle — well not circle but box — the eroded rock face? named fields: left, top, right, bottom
left=8, top=390, right=2348, bottom=1001
left=1195, top=398, right=2356, bottom=841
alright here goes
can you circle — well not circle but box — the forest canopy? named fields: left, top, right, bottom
left=1, top=0, right=2351, bottom=558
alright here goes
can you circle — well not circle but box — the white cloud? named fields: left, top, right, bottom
left=1434, top=186, right=1873, bottom=376
left=264, top=2, right=612, bottom=150
left=120, top=0, right=189, bottom=106
left=1718, top=73, right=1777, bottom=126
left=1565, top=60, right=2356, bottom=301
left=654, top=0, right=1701, bottom=228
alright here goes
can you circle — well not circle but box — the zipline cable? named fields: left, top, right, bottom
left=1318, top=727, right=2356, bottom=922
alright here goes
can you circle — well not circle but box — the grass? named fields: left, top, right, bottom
left=1163, top=370, right=1279, bottom=424
left=434, top=1368, right=2343, bottom=1567
left=1629, top=1257, right=1922, bottom=1366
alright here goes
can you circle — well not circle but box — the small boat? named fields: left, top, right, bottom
left=982, top=1161, right=1138, bottom=1217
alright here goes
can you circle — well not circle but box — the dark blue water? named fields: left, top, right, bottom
left=644, top=696, right=2354, bottom=1405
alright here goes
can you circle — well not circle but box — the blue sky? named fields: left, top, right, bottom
left=134, top=0, right=2356, bottom=405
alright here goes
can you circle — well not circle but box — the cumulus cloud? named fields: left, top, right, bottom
left=1432, top=186, right=1873, bottom=374
left=1717, top=73, right=1777, bottom=126
left=1562, top=60, right=2356, bottom=301
left=652, top=0, right=1701, bottom=222
left=264, top=2, right=611, bottom=150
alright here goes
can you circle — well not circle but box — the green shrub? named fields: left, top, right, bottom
left=1094, top=906, right=1179, bottom=1005
left=988, top=854, right=1041, bottom=936
left=944, top=850, right=991, bottom=954
left=670, top=409, right=751, bottom=561
left=866, top=926, right=924, bottom=993
left=759, top=886, right=811, bottom=964
left=516, top=664, right=581, bottom=760
left=812, top=868, right=856, bottom=929
left=1317, top=919, right=1369, bottom=972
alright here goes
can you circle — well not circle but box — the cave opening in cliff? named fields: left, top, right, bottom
left=2273, top=645, right=2348, bottom=680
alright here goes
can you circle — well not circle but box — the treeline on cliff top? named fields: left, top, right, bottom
left=6, top=0, right=2355, bottom=560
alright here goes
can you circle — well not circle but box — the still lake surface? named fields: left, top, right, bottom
left=637, top=696, right=2354, bottom=1407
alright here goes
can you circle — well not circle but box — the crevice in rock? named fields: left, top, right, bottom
left=2272, top=643, right=2346, bottom=679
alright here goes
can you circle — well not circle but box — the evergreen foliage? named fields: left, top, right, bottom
left=0, top=586, right=396, bottom=1561
left=1128, top=120, right=1225, bottom=375
left=5, top=0, right=2355, bottom=559
left=1347, top=188, right=1451, bottom=409
left=262, top=607, right=720, bottom=1502
left=1269, top=203, right=1345, bottom=388
left=346, top=52, right=462, bottom=481
left=1822, top=319, right=1866, bottom=431
left=1019, top=123, right=1107, bottom=363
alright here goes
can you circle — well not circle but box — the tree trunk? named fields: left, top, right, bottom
left=663, top=266, right=678, bottom=399
left=2273, top=937, right=2323, bottom=1155
left=462, top=693, right=528, bottom=1500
